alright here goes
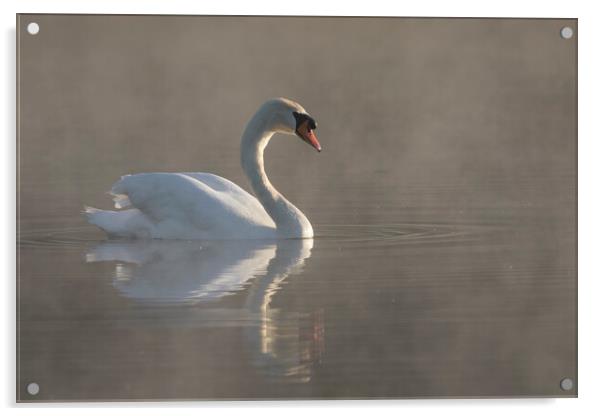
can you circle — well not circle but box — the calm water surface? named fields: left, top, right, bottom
left=17, top=180, right=576, bottom=400
left=17, top=16, right=576, bottom=400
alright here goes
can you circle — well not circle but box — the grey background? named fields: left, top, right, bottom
left=18, top=16, right=576, bottom=227
left=17, top=15, right=576, bottom=401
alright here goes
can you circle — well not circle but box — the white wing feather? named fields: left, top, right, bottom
left=86, top=172, right=276, bottom=240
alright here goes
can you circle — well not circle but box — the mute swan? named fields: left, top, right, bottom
left=85, top=98, right=321, bottom=240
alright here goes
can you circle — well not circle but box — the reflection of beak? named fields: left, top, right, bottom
left=296, top=120, right=322, bottom=152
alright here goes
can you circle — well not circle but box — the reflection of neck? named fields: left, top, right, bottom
left=244, top=238, right=314, bottom=313
left=240, top=113, right=312, bottom=238
left=243, top=238, right=315, bottom=380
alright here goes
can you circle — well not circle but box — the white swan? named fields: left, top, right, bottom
left=85, top=98, right=321, bottom=240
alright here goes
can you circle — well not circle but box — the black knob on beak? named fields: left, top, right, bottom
left=293, top=111, right=317, bottom=131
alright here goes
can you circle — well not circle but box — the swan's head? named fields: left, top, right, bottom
left=261, top=98, right=321, bottom=152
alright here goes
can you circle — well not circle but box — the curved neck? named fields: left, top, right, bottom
left=240, top=115, right=312, bottom=238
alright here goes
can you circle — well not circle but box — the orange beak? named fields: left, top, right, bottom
left=296, top=120, right=322, bottom=152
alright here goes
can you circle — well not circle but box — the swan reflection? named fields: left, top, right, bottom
left=86, top=238, right=323, bottom=382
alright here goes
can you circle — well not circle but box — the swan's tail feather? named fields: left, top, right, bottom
left=109, top=192, right=132, bottom=209
left=107, top=175, right=133, bottom=209
left=83, top=206, right=151, bottom=238
left=83, top=206, right=117, bottom=234
left=83, top=205, right=101, bottom=217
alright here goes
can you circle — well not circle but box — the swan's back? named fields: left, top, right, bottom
left=86, top=172, right=276, bottom=240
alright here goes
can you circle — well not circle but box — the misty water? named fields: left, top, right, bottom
left=17, top=178, right=576, bottom=400
left=17, top=16, right=576, bottom=400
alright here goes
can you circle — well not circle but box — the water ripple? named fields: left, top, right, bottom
left=316, top=222, right=495, bottom=246
left=18, top=226, right=99, bottom=250
left=18, top=222, right=495, bottom=250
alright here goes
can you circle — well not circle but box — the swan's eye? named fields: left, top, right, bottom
left=293, top=111, right=317, bottom=131
left=292, top=111, right=322, bottom=152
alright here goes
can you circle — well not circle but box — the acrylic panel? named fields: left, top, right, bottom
left=16, top=15, right=577, bottom=401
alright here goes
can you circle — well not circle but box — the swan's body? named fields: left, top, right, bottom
left=86, top=172, right=278, bottom=240
left=85, top=98, right=321, bottom=240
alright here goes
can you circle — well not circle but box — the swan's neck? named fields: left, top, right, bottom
left=241, top=116, right=313, bottom=238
